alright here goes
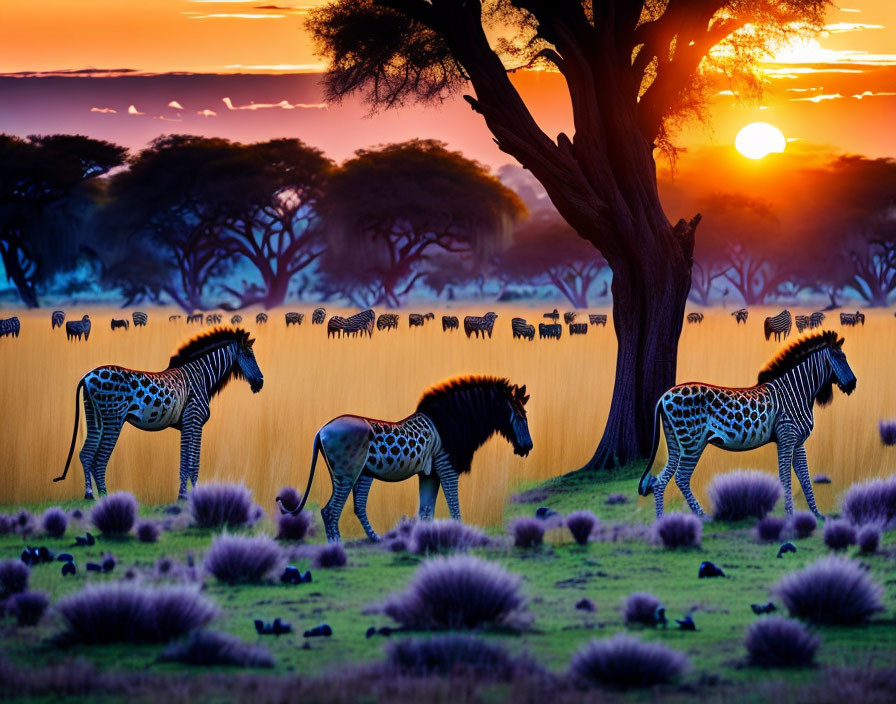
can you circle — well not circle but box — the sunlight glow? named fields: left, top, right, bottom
left=735, top=122, right=786, bottom=160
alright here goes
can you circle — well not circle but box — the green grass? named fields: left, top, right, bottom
left=2, top=466, right=895, bottom=702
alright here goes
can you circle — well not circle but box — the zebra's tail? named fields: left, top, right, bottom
left=638, top=399, right=664, bottom=496
left=54, top=378, right=85, bottom=483
left=293, top=432, right=322, bottom=514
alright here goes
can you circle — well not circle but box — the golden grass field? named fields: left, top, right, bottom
left=1, top=304, right=894, bottom=536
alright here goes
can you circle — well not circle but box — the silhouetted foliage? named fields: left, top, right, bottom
left=203, top=534, right=284, bottom=584
left=757, top=516, right=786, bottom=543
left=385, top=635, right=532, bottom=680
left=90, top=492, right=138, bottom=536
left=708, top=470, right=781, bottom=521
left=276, top=512, right=312, bottom=542
left=744, top=617, right=819, bottom=668
left=568, top=634, right=689, bottom=689
left=136, top=521, right=160, bottom=544
left=7, top=591, right=49, bottom=627
left=0, top=559, right=29, bottom=597
left=857, top=525, right=880, bottom=554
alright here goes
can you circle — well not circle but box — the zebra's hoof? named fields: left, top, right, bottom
left=84, top=494, right=94, bottom=501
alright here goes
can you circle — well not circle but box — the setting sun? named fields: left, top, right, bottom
left=735, top=122, right=786, bottom=160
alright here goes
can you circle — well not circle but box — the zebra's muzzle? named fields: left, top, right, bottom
left=251, top=380, right=264, bottom=393
left=839, top=379, right=856, bottom=395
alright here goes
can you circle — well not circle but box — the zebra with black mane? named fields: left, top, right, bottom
left=285, top=312, right=303, bottom=326
left=464, top=312, right=498, bottom=339
left=588, top=314, right=607, bottom=326
left=543, top=309, right=559, bottom=322
left=539, top=323, right=561, bottom=339
left=569, top=322, right=588, bottom=335
left=639, top=330, right=856, bottom=520
left=408, top=313, right=425, bottom=328
left=377, top=313, right=398, bottom=331
left=328, top=309, right=375, bottom=338
left=66, top=315, right=91, bottom=341
left=52, top=311, right=65, bottom=329
left=289, top=376, right=532, bottom=541
left=231, top=315, right=243, bottom=325
left=442, top=315, right=459, bottom=332
left=132, top=311, right=148, bottom=327
left=732, top=308, right=748, bottom=324
left=511, top=317, right=535, bottom=340
left=110, top=318, right=129, bottom=332
left=312, top=308, right=326, bottom=325
left=764, top=310, right=792, bottom=341
left=55, top=327, right=263, bottom=500
left=0, top=316, right=20, bottom=339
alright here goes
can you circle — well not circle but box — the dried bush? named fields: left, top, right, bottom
left=203, top=534, right=284, bottom=584
left=824, top=519, right=857, bottom=551
left=41, top=507, right=68, bottom=538
left=7, top=591, right=49, bottom=626
left=159, top=629, right=274, bottom=668
left=744, top=616, right=819, bottom=667
left=757, top=516, right=786, bottom=542
left=568, top=634, right=689, bottom=689
left=312, top=542, right=347, bottom=569
left=841, top=477, right=896, bottom=527
left=189, top=483, right=253, bottom=529
left=622, top=592, right=664, bottom=627
left=0, top=559, right=29, bottom=597
left=385, top=635, right=532, bottom=680
left=653, top=513, right=702, bottom=549
left=91, top=492, right=137, bottom=535
left=566, top=511, right=598, bottom=545
left=276, top=511, right=312, bottom=542
left=410, top=520, right=488, bottom=555
left=508, top=517, right=544, bottom=548
left=136, top=521, right=160, bottom=543
left=708, top=470, right=781, bottom=521
left=857, top=525, right=880, bottom=554
left=791, top=511, right=818, bottom=539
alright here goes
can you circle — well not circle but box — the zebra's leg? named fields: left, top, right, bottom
left=188, top=424, right=203, bottom=490
left=178, top=421, right=198, bottom=500
left=417, top=473, right=440, bottom=521
left=674, top=454, right=706, bottom=517
left=793, top=444, right=823, bottom=519
left=321, top=474, right=355, bottom=542
left=89, top=411, right=125, bottom=497
left=435, top=463, right=461, bottom=521
left=352, top=475, right=379, bottom=541
left=776, top=434, right=797, bottom=515
left=79, top=394, right=101, bottom=500
left=652, top=417, right=682, bottom=518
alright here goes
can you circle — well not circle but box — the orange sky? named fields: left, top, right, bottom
left=0, top=0, right=894, bottom=167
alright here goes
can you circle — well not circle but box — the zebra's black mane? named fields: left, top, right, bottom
left=757, top=330, right=840, bottom=384
left=168, top=327, right=251, bottom=368
left=416, top=376, right=519, bottom=474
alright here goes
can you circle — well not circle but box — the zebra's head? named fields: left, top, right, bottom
left=504, top=384, right=533, bottom=457
left=235, top=336, right=264, bottom=393
left=825, top=336, right=856, bottom=400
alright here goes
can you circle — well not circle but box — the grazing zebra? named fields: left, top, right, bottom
left=169, top=315, right=182, bottom=323
left=187, top=314, right=203, bottom=324
left=256, top=313, right=268, bottom=324
left=52, top=311, right=65, bottom=329
left=424, top=312, right=435, bottom=321
left=291, top=376, right=532, bottom=541
left=543, top=309, right=559, bottom=322
left=206, top=314, right=222, bottom=326
left=408, top=314, right=425, bottom=328
left=442, top=315, right=459, bottom=332
left=511, top=317, right=535, bottom=340
left=110, top=318, right=129, bottom=332
left=686, top=312, right=704, bottom=324
left=764, top=310, right=792, bottom=341
left=588, top=314, right=607, bottom=326
left=569, top=322, right=588, bottom=335
left=732, top=308, right=748, bottom=324
left=328, top=309, right=375, bottom=338
left=795, top=315, right=811, bottom=333
left=132, top=311, right=148, bottom=327
left=54, top=328, right=264, bottom=500
left=809, top=312, right=825, bottom=328
left=377, top=313, right=399, bottom=331
left=285, top=312, right=303, bottom=326
left=539, top=323, right=561, bottom=339
left=312, top=308, right=326, bottom=325
left=840, top=311, right=865, bottom=326
left=231, top=315, right=243, bottom=325
left=66, top=315, right=91, bottom=341
left=563, top=311, right=577, bottom=324
left=464, top=312, right=498, bottom=339
left=639, top=330, right=856, bottom=520
left=0, top=316, right=21, bottom=339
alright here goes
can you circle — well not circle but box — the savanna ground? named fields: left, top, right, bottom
left=1, top=305, right=895, bottom=702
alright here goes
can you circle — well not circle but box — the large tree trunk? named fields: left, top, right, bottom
left=0, top=243, right=39, bottom=308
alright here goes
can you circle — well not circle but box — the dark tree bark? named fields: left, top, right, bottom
left=0, top=239, right=39, bottom=308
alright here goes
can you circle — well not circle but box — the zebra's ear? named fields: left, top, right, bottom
left=836, top=337, right=845, bottom=348
left=246, top=338, right=256, bottom=349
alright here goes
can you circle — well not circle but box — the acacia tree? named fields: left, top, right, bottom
left=318, top=139, right=524, bottom=306
left=307, top=0, right=829, bottom=468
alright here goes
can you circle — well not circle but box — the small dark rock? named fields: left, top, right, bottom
left=699, top=561, right=725, bottom=578
left=750, top=602, right=777, bottom=615
left=56, top=553, right=74, bottom=563
left=676, top=616, right=696, bottom=631
left=575, top=598, right=597, bottom=612
left=61, top=562, right=76, bottom=576
left=86, top=562, right=102, bottom=572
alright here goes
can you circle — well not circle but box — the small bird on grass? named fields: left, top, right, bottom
left=777, top=542, right=797, bottom=558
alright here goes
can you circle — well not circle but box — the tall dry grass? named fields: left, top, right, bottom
left=0, top=305, right=893, bottom=536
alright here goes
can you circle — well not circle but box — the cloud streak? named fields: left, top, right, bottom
left=222, top=96, right=327, bottom=110
left=90, top=107, right=116, bottom=114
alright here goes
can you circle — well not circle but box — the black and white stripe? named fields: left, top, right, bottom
left=328, top=309, right=375, bottom=338
left=442, top=315, right=459, bottom=332
left=588, top=314, right=607, bottom=326
left=231, top=315, right=243, bottom=324
left=52, top=310, right=65, bottom=329
left=795, top=315, right=811, bottom=333
left=285, top=312, right=303, bottom=326
left=732, top=308, right=748, bottom=324
left=686, top=312, right=704, bottom=324
left=840, top=311, right=865, bottom=326
left=539, top=322, right=562, bottom=339
left=377, top=313, right=398, bottom=330
left=810, top=312, right=825, bottom=328
left=511, top=317, right=535, bottom=340
left=764, top=310, right=792, bottom=341
left=66, top=315, right=91, bottom=341
left=563, top=311, right=577, bottom=324
left=132, top=311, right=148, bottom=327
left=0, top=316, right=21, bottom=338
left=312, top=308, right=326, bottom=325
left=256, top=313, right=268, bottom=324
left=464, top=312, right=498, bottom=339
left=423, top=312, right=435, bottom=321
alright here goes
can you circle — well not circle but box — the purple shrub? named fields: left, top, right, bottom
left=55, top=583, right=216, bottom=643
left=8, top=591, right=50, bottom=627
left=41, top=507, right=68, bottom=538
left=312, top=542, right=348, bottom=569
left=509, top=517, right=544, bottom=548
left=824, top=519, right=857, bottom=551
left=566, top=511, right=598, bottom=545
left=409, top=520, right=488, bottom=555
left=383, top=555, right=528, bottom=630
left=13, top=510, right=36, bottom=535
left=384, top=516, right=417, bottom=540
left=0, top=514, right=13, bottom=535
left=622, top=592, right=664, bottom=627
left=653, top=513, right=702, bottom=549
left=606, top=493, right=629, bottom=505
left=136, top=521, right=160, bottom=543
left=774, top=555, right=884, bottom=625
left=276, top=511, right=312, bottom=542
left=188, top=483, right=253, bottom=529
left=708, top=470, right=781, bottom=521
left=385, top=635, right=529, bottom=679
left=203, top=534, right=284, bottom=584
left=91, top=492, right=138, bottom=535
left=568, top=634, right=689, bottom=689
left=858, top=525, right=880, bottom=554
left=745, top=617, right=819, bottom=668
left=841, top=477, right=896, bottom=527
left=0, top=559, right=30, bottom=597
left=791, top=511, right=818, bottom=539
left=757, top=516, right=786, bottom=542
left=275, top=486, right=302, bottom=513
left=879, top=420, right=896, bottom=446
left=160, top=630, right=274, bottom=668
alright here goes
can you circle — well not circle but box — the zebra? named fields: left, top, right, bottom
left=539, top=323, right=561, bottom=339
left=543, top=309, right=560, bottom=322
left=764, top=310, right=792, bottom=341
left=376, top=313, right=399, bottom=331
left=464, top=312, right=498, bottom=339
left=408, top=314, right=425, bottom=328
left=132, top=312, right=148, bottom=327
left=52, top=311, right=65, bottom=329
left=569, top=322, right=588, bottom=335
left=110, top=318, right=129, bottom=332
left=686, top=312, right=704, bottom=324
left=327, top=309, right=375, bottom=338
left=54, top=328, right=264, bottom=500
left=639, top=330, right=856, bottom=520
left=424, top=312, right=435, bottom=321
left=732, top=308, right=748, bottom=324
left=442, top=315, right=459, bottom=332
left=285, top=312, right=304, bottom=326
left=312, top=308, right=326, bottom=325
left=0, top=316, right=21, bottom=339
left=795, top=315, right=811, bottom=333
left=231, top=315, right=243, bottom=325
left=169, top=315, right=182, bottom=323
left=205, top=314, right=222, bottom=325
left=563, top=311, right=577, bottom=324
left=256, top=313, right=268, bottom=324
left=66, top=315, right=91, bottom=341
left=187, top=314, right=203, bottom=324
left=840, top=311, right=865, bottom=326
left=511, top=317, right=535, bottom=340
left=289, top=377, right=532, bottom=541
left=588, top=314, right=607, bottom=326
left=809, top=312, right=825, bottom=328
